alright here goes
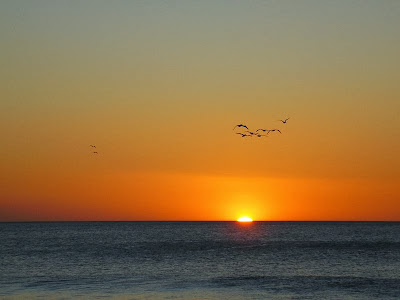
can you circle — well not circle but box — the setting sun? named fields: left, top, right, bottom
left=237, top=216, right=253, bottom=222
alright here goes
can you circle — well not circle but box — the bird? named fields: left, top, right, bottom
left=92, top=151, right=98, bottom=154
left=267, top=129, right=282, bottom=134
left=279, top=118, right=290, bottom=124
left=236, top=133, right=250, bottom=137
left=233, top=124, right=249, bottom=130
left=255, top=134, right=267, bottom=138
left=90, top=145, right=96, bottom=148
left=256, top=129, right=268, bottom=133
left=245, top=131, right=256, bottom=135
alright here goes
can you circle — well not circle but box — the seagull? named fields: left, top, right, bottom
left=267, top=129, right=282, bottom=134
left=236, top=133, right=250, bottom=137
left=90, top=145, right=96, bottom=148
left=279, top=118, right=290, bottom=124
left=233, top=124, right=249, bottom=130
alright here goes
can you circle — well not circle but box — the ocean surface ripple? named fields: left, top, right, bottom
left=1, top=222, right=399, bottom=299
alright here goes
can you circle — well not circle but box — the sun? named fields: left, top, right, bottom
left=237, top=216, right=253, bottom=222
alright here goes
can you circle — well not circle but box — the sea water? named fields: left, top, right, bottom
left=1, top=222, right=400, bottom=299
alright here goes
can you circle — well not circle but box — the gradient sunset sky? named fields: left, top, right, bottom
left=1, top=1, right=399, bottom=221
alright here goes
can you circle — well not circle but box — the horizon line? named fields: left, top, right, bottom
left=1, top=220, right=399, bottom=223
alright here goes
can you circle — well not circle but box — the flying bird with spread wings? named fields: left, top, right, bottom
left=233, top=124, right=249, bottom=130
left=90, top=145, right=96, bottom=148
left=267, top=129, right=282, bottom=134
left=279, top=118, right=290, bottom=124
left=236, top=133, right=250, bottom=137
left=245, top=131, right=256, bottom=135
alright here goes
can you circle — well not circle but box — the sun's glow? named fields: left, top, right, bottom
left=237, top=216, right=253, bottom=222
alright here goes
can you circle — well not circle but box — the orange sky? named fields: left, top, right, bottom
left=1, top=1, right=399, bottom=221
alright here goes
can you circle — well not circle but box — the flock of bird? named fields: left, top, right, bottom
left=88, top=118, right=290, bottom=155
left=89, top=145, right=98, bottom=154
left=233, top=118, right=290, bottom=138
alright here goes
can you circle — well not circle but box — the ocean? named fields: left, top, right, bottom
left=1, top=222, right=399, bottom=299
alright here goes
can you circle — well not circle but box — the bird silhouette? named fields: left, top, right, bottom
left=267, top=129, right=282, bottom=134
left=233, top=124, right=249, bottom=130
left=256, top=134, right=267, bottom=138
left=245, top=131, right=256, bottom=135
left=279, top=118, right=290, bottom=124
left=236, top=133, right=250, bottom=137
left=256, top=129, right=268, bottom=133
left=92, top=151, right=98, bottom=154
left=90, top=145, right=96, bottom=148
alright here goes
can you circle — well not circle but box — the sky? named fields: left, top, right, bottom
left=1, top=0, right=399, bottom=221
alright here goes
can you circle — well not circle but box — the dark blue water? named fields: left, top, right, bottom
left=1, top=222, right=400, bottom=299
